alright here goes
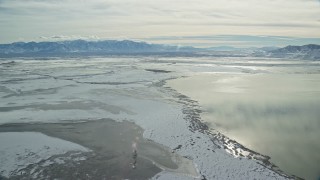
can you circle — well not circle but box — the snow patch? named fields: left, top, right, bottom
left=0, top=132, right=90, bottom=178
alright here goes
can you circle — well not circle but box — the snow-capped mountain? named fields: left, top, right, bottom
left=267, top=44, right=320, bottom=60
left=0, top=40, right=196, bottom=56
left=1, top=40, right=319, bottom=60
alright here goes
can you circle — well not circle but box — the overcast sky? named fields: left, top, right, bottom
left=0, top=0, right=319, bottom=47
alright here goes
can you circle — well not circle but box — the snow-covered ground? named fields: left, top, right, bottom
left=0, top=57, right=311, bottom=179
left=0, top=132, right=90, bottom=178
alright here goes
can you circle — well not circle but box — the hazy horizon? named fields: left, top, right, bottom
left=1, top=0, right=320, bottom=47
left=0, top=35, right=320, bottom=49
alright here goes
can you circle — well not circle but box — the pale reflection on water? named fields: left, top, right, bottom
left=169, top=73, right=320, bottom=180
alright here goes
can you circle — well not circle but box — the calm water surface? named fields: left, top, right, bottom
left=169, top=73, right=320, bottom=180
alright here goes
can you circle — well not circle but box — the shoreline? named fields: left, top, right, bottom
left=163, top=77, right=299, bottom=179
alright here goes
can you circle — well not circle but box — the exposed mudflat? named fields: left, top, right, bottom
left=0, top=119, right=197, bottom=179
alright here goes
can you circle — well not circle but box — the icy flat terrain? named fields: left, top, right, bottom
left=0, top=132, right=90, bottom=178
left=0, top=57, right=310, bottom=179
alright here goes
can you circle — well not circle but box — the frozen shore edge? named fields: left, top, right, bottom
left=159, top=77, right=301, bottom=180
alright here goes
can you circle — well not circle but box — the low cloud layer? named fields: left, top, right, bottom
left=0, top=0, right=319, bottom=46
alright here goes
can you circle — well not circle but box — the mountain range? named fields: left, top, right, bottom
left=0, top=40, right=319, bottom=60
left=0, top=40, right=196, bottom=57
left=266, top=44, right=320, bottom=60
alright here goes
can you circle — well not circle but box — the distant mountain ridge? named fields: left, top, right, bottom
left=0, top=40, right=319, bottom=60
left=0, top=40, right=196, bottom=56
left=272, top=44, right=320, bottom=53
left=267, top=44, right=320, bottom=60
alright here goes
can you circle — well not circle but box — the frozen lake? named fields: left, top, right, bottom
left=169, top=59, right=320, bottom=180
left=1, top=56, right=316, bottom=179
